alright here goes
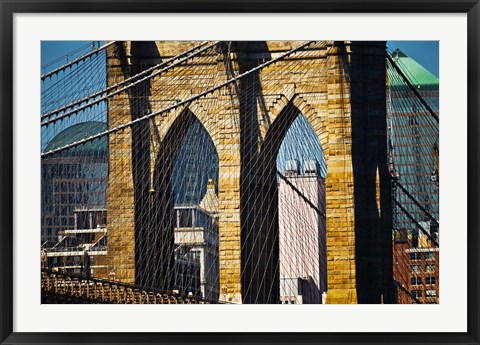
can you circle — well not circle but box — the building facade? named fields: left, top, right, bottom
left=387, top=49, right=440, bottom=304
left=393, top=228, right=439, bottom=304
left=41, top=121, right=108, bottom=243
left=278, top=159, right=326, bottom=304
left=173, top=179, right=220, bottom=302
left=42, top=208, right=108, bottom=279
left=388, top=48, right=439, bottom=234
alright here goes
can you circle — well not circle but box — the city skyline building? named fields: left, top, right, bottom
left=388, top=48, right=439, bottom=227
left=41, top=121, right=108, bottom=243
left=41, top=207, right=108, bottom=279
left=388, top=48, right=440, bottom=304
left=173, top=180, right=220, bottom=302
left=393, top=228, right=439, bottom=304
left=278, top=159, right=326, bottom=304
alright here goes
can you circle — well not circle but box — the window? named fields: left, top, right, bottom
left=424, top=252, right=435, bottom=260
left=395, top=228, right=408, bottom=243
left=426, top=264, right=436, bottom=273
left=411, top=265, right=421, bottom=273
left=409, top=115, right=418, bottom=126
left=426, top=289, right=437, bottom=297
left=178, top=209, right=193, bottom=228
left=411, top=290, right=422, bottom=298
left=411, top=277, right=422, bottom=285
left=425, top=276, right=436, bottom=285
left=410, top=252, right=422, bottom=260
left=187, top=250, right=201, bottom=262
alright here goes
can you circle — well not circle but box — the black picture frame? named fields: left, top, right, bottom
left=1, top=1, right=479, bottom=344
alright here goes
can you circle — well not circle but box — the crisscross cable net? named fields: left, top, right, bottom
left=386, top=45, right=439, bottom=304
left=41, top=41, right=438, bottom=304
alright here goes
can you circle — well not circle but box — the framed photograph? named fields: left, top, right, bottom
left=1, top=1, right=478, bottom=344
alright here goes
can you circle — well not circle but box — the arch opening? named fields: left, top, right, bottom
left=145, top=109, right=220, bottom=301
left=277, top=114, right=327, bottom=304
left=243, top=101, right=327, bottom=304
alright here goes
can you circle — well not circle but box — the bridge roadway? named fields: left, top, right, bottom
left=41, top=269, right=214, bottom=304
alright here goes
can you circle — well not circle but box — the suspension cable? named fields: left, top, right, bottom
left=41, top=41, right=219, bottom=126
left=277, top=170, right=325, bottom=218
left=392, top=177, right=439, bottom=226
left=42, top=41, right=316, bottom=157
left=393, top=199, right=439, bottom=247
left=41, top=41, right=213, bottom=120
left=41, top=41, right=116, bottom=80
left=386, top=54, right=439, bottom=123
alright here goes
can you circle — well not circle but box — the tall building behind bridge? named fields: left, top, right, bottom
left=41, top=121, right=108, bottom=243
left=388, top=48, right=440, bottom=304
left=278, top=159, right=326, bottom=304
left=393, top=228, right=439, bottom=303
left=41, top=208, right=108, bottom=278
left=388, top=48, right=439, bottom=230
left=173, top=179, right=220, bottom=302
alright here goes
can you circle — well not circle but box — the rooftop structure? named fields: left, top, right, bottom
left=41, top=208, right=108, bottom=279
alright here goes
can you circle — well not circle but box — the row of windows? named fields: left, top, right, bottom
left=47, top=197, right=105, bottom=212
left=52, top=181, right=106, bottom=193
left=390, top=90, right=439, bottom=99
left=44, top=213, right=107, bottom=229
left=43, top=217, right=75, bottom=229
left=411, top=264, right=436, bottom=273
left=281, top=300, right=297, bottom=304
left=50, top=193, right=105, bottom=205
left=43, top=163, right=107, bottom=178
left=411, top=276, right=437, bottom=285
left=411, top=289, right=437, bottom=298
left=410, top=252, right=436, bottom=261
left=175, top=209, right=213, bottom=229
left=43, top=216, right=75, bottom=225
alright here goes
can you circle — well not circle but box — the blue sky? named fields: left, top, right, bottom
left=41, top=41, right=100, bottom=74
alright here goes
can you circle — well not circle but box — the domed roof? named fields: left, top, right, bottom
left=44, top=121, right=107, bottom=155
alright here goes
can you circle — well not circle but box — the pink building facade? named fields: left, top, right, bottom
left=278, top=160, right=326, bottom=304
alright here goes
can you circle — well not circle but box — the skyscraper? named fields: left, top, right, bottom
left=41, top=121, right=108, bottom=243
left=278, top=159, right=326, bottom=304
left=388, top=48, right=440, bottom=304
left=388, top=48, right=439, bottom=230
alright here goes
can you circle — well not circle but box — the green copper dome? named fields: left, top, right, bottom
left=44, top=121, right=108, bottom=155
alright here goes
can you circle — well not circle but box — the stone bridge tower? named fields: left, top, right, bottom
left=106, top=41, right=394, bottom=304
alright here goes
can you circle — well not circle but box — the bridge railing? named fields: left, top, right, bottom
left=41, top=268, right=214, bottom=304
